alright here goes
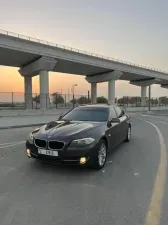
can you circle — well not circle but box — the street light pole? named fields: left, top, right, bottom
left=148, top=85, right=151, bottom=111
left=71, top=84, right=78, bottom=108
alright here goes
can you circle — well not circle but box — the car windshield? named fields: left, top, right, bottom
left=62, top=107, right=109, bottom=122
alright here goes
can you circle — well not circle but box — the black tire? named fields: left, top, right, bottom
left=125, top=126, right=131, bottom=142
left=91, top=139, right=107, bottom=170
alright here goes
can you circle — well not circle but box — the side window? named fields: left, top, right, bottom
left=109, top=107, right=117, bottom=120
left=114, top=106, right=122, bottom=118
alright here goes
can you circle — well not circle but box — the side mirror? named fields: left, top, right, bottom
left=107, top=120, right=112, bottom=127
left=118, top=109, right=125, bottom=118
left=107, top=118, right=120, bottom=127
left=111, top=118, right=120, bottom=123
left=58, top=115, right=63, bottom=120
left=121, top=109, right=125, bottom=115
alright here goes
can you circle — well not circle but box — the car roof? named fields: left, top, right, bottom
left=76, top=104, right=116, bottom=109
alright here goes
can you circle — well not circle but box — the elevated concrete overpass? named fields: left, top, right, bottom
left=0, top=29, right=168, bottom=109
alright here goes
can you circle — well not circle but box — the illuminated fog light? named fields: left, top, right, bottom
left=26, top=149, right=31, bottom=157
left=80, top=157, right=86, bottom=165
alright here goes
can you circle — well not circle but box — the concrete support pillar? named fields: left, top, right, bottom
left=108, top=80, right=115, bottom=104
left=24, top=76, right=32, bottom=109
left=91, top=83, right=97, bottom=103
left=39, top=70, right=49, bottom=109
left=141, top=86, right=147, bottom=106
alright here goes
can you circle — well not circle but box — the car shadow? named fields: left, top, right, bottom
left=25, top=139, right=133, bottom=185
left=25, top=159, right=100, bottom=187
left=106, top=139, right=133, bottom=163
left=22, top=140, right=133, bottom=190
left=29, top=158, right=95, bottom=175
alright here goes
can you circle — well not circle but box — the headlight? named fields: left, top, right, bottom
left=29, top=133, right=34, bottom=140
left=33, top=128, right=40, bottom=132
left=28, top=128, right=40, bottom=142
left=27, top=133, right=34, bottom=143
left=70, top=138, right=95, bottom=147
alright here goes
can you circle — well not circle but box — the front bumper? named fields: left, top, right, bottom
left=26, top=140, right=98, bottom=166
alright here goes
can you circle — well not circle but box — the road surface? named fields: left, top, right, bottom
left=0, top=114, right=168, bottom=225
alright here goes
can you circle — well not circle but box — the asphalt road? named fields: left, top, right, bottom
left=0, top=114, right=168, bottom=225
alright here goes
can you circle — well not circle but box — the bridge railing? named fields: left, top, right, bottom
left=0, top=29, right=166, bottom=74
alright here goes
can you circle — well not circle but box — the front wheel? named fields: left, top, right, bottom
left=91, top=140, right=107, bottom=170
left=125, top=126, right=131, bottom=142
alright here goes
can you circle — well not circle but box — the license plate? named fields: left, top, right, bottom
left=38, top=148, right=58, bottom=156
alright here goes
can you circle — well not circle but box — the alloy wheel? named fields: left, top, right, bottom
left=98, top=143, right=107, bottom=166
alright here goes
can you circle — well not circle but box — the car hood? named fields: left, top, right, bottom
left=34, top=120, right=102, bottom=141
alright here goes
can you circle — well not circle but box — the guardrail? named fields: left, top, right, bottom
left=0, top=29, right=167, bottom=74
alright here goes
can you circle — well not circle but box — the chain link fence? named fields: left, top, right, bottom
left=0, top=92, right=168, bottom=110
left=0, top=92, right=91, bottom=110
left=116, top=96, right=168, bottom=108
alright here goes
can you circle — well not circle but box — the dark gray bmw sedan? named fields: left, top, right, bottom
left=26, top=104, right=131, bottom=170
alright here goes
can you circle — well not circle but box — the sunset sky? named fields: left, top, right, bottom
left=0, top=0, right=168, bottom=98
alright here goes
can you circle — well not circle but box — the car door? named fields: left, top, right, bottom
left=106, top=107, right=119, bottom=150
left=114, top=106, right=128, bottom=143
